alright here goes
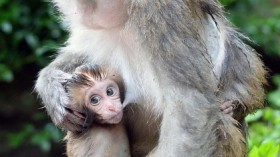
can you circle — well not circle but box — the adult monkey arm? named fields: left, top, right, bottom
left=35, top=51, right=91, bottom=132
left=35, top=0, right=130, bottom=131
left=128, top=1, right=266, bottom=156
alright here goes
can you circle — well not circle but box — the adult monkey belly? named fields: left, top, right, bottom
left=35, top=0, right=267, bottom=157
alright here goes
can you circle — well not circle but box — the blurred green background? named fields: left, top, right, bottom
left=0, top=0, right=279, bottom=156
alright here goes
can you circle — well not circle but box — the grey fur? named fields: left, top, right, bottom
left=35, top=0, right=266, bottom=156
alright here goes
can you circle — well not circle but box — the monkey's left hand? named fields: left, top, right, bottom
left=220, top=100, right=245, bottom=121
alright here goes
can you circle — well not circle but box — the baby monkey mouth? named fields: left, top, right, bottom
left=109, top=111, right=123, bottom=124
left=114, top=111, right=123, bottom=120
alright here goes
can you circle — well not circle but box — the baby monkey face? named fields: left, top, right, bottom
left=85, top=78, right=123, bottom=124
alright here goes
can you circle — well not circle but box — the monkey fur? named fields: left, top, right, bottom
left=35, top=0, right=267, bottom=156
left=64, top=64, right=130, bottom=157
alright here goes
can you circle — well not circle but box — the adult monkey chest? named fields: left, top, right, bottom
left=35, top=0, right=267, bottom=157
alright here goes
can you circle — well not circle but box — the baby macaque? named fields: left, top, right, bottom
left=64, top=64, right=130, bottom=157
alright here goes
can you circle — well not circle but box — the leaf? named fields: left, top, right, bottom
left=259, top=142, right=274, bottom=156
left=249, top=146, right=260, bottom=157
left=1, top=21, right=12, bottom=33
left=45, top=123, right=63, bottom=142
left=246, top=110, right=263, bottom=123
left=272, top=75, right=280, bottom=87
left=25, top=33, right=39, bottom=48
left=267, top=90, right=280, bottom=109
left=263, top=108, right=274, bottom=121
left=31, top=133, right=51, bottom=152
left=267, top=145, right=280, bottom=157
left=0, top=64, right=13, bottom=82
left=259, top=141, right=280, bottom=157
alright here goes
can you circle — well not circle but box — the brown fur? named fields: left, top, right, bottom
left=66, top=124, right=130, bottom=157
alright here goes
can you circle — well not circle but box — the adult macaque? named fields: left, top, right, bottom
left=64, top=64, right=130, bottom=157
left=35, top=0, right=267, bottom=157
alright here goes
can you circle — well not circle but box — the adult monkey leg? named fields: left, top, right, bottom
left=199, top=0, right=267, bottom=118
left=35, top=0, right=267, bottom=157
left=200, top=2, right=267, bottom=155
left=127, top=0, right=266, bottom=156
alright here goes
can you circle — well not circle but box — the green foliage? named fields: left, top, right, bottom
left=246, top=108, right=280, bottom=157
left=267, top=75, right=280, bottom=108
left=249, top=142, right=279, bottom=157
left=221, top=0, right=280, bottom=56
left=6, top=123, right=63, bottom=152
left=0, top=64, right=13, bottom=82
left=0, top=0, right=66, bottom=82
left=0, top=0, right=65, bottom=155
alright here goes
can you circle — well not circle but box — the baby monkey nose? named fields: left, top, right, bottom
left=108, top=105, right=117, bottom=112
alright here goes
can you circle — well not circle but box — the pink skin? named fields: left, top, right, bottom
left=79, top=0, right=128, bottom=29
left=220, top=101, right=235, bottom=116
left=84, top=78, right=123, bottom=124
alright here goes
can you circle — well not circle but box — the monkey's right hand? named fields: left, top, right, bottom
left=61, top=104, right=92, bottom=132
left=36, top=70, right=92, bottom=132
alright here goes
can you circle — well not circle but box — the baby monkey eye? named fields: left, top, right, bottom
left=90, top=95, right=101, bottom=105
left=106, top=87, right=116, bottom=96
